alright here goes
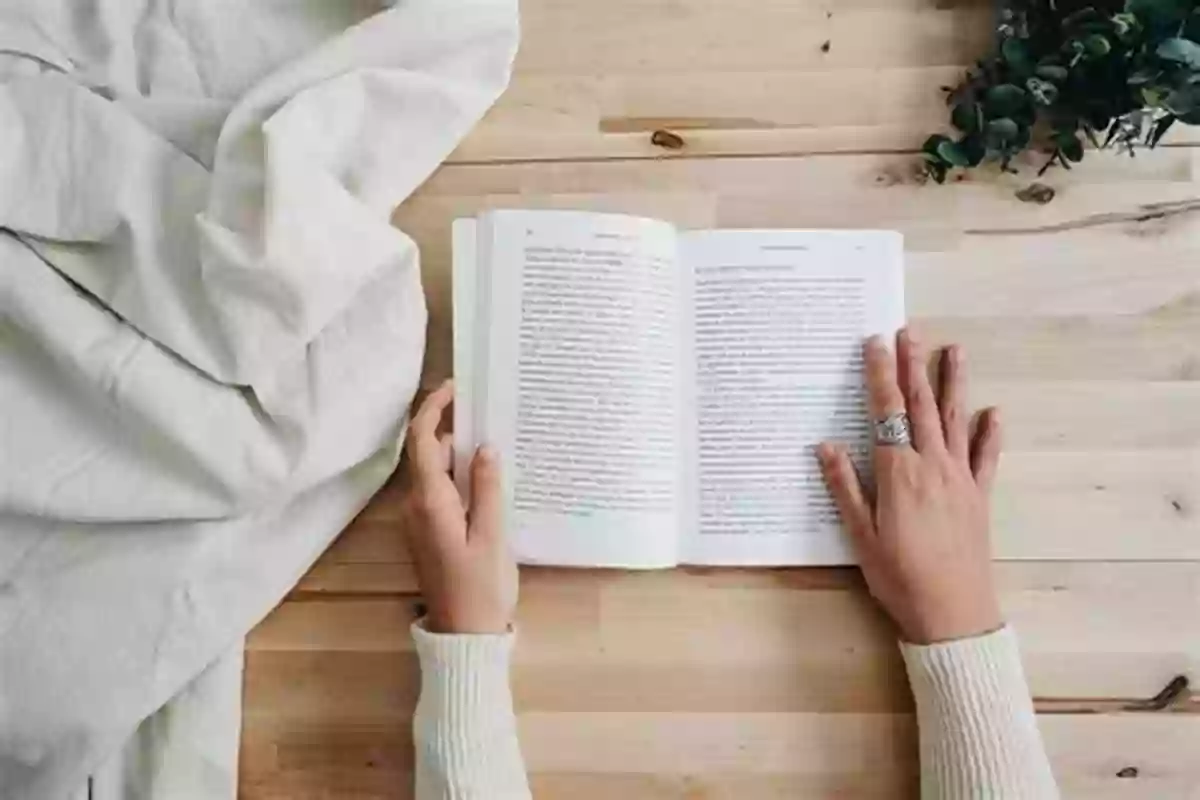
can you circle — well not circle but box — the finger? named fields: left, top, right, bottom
left=408, top=380, right=455, bottom=477
left=438, top=432, right=454, bottom=471
left=817, top=443, right=875, bottom=543
left=467, top=445, right=503, bottom=541
left=939, top=345, right=970, bottom=463
left=970, top=408, right=1003, bottom=492
left=896, top=328, right=944, bottom=454
left=863, top=335, right=906, bottom=422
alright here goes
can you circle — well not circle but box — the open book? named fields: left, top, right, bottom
left=453, top=210, right=904, bottom=568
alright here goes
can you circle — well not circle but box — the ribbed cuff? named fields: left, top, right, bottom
left=901, top=627, right=1059, bottom=800
left=411, top=622, right=531, bottom=799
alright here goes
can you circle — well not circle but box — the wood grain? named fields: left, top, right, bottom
left=242, top=0, right=1200, bottom=797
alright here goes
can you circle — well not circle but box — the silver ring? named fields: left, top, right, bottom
left=874, top=411, right=912, bottom=447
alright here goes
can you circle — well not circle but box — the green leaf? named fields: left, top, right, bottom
left=1127, top=66, right=1161, bottom=86
left=1035, top=64, right=1069, bottom=83
left=935, top=138, right=971, bottom=167
left=1156, top=37, right=1200, bottom=68
left=951, top=102, right=981, bottom=134
left=987, top=118, right=1019, bottom=137
left=985, top=84, right=1027, bottom=117
left=1149, top=114, right=1176, bottom=146
left=1112, top=12, right=1141, bottom=38
left=1057, top=132, right=1085, bottom=162
left=960, top=134, right=987, bottom=166
left=1128, top=0, right=1192, bottom=31
left=1142, top=85, right=1169, bottom=106
left=1165, top=86, right=1200, bottom=115
left=1083, top=34, right=1112, bottom=57
left=921, top=133, right=953, bottom=157
left=1001, top=38, right=1032, bottom=73
left=986, top=117, right=1020, bottom=148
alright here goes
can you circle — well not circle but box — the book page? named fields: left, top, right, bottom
left=679, top=229, right=904, bottom=566
left=458, top=210, right=686, bottom=568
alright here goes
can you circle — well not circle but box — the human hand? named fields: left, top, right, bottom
left=403, top=379, right=517, bottom=635
left=818, top=329, right=1004, bottom=645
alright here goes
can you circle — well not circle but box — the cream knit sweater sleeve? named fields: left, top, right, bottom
left=901, top=626, right=1060, bottom=799
left=411, top=623, right=532, bottom=800
left=411, top=623, right=1056, bottom=800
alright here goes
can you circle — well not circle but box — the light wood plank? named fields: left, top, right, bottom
left=239, top=715, right=1200, bottom=800
left=919, top=316, right=1200, bottom=382
left=256, top=563, right=1200, bottom=705
left=993, top=451, right=1199, bottom=561
left=446, top=0, right=1200, bottom=162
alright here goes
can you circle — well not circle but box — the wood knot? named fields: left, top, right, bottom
left=650, top=129, right=685, bottom=150
left=1015, top=182, right=1056, bottom=205
left=1116, top=766, right=1139, bottom=778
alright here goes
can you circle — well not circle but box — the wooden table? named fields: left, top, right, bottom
left=240, top=1, right=1200, bottom=797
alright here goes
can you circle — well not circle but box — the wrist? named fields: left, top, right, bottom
left=902, top=602, right=1004, bottom=645
left=425, top=605, right=512, bottom=635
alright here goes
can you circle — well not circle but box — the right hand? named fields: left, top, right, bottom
left=818, top=329, right=1004, bottom=645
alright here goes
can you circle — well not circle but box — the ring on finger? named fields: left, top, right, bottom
left=874, top=411, right=913, bottom=447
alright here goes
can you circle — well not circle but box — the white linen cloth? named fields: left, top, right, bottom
left=0, top=1, right=519, bottom=797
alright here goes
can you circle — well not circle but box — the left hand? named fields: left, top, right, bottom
left=403, top=380, right=518, bottom=635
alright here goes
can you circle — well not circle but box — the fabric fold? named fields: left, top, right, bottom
left=0, top=1, right=520, bottom=798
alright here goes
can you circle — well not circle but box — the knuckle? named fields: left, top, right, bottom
left=901, top=460, right=924, bottom=487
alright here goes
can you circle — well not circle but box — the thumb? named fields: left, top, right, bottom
left=467, top=445, right=503, bottom=540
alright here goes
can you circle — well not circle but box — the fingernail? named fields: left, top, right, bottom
left=815, top=443, right=835, bottom=464
left=865, top=335, right=885, bottom=351
left=950, top=345, right=963, bottom=365
left=477, top=444, right=497, bottom=462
